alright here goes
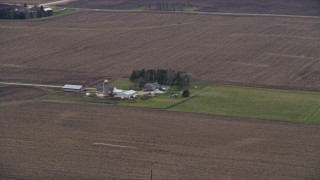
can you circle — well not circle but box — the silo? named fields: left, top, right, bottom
left=103, top=80, right=109, bottom=95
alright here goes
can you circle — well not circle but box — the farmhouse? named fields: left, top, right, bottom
left=143, top=82, right=170, bottom=92
left=144, top=82, right=160, bottom=91
left=62, top=84, right=86, bottom=93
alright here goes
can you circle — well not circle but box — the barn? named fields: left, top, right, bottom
left=62, top=84, right=86, bottom=93
left=115, top=90, right=137, bottom=99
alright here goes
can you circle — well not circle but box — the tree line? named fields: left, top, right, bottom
left=129, top=69, right=192, bottom=88
left=0, top=4, right=52, bottom=19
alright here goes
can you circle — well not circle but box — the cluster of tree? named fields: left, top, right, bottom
left=0, top=8, right=26, bottom=19
left=0, top=4, right=52, bottom=20
left=129, top=69, right=192, bottom=88
left=142, top=1, right=193, bottom=11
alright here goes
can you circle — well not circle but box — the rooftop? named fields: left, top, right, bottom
left=123, top=90, right=137, bottom=95
left=63, top=84, right=84, bottom=90
left=43, top=7, right=52, bottom=11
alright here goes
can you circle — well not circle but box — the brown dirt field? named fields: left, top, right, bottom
left=61, top=0, right=320, bottom=16
left=0, top=0, right=54, bottom=4
left=0, top=65, right=104, bottom=85
left=0, top=11, right=320, bottom=90
left=1, top=99, right=320, bottom=179
left=0, top=85, right=53, bottom=104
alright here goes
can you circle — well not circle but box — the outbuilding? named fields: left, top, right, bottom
left=115, top=90, right=137, bottom=99
left=43, top=7, right=53, bottom=16
left=113, top=87, right=123, bottom=95
left=62, top=84, right=86, bottom=93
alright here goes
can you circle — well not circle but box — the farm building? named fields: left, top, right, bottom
left=143, top=82, right=170, bottom=92
left=43, top=7, right=53, bottom=16
left=115, top=90, right=137, bottom=99
left=62, top=84, right=86, bottom=93
left=113, top=87, right=123, bottom=94
left=96, top=80, right=113, bottom=95
left=143, top=83, right=160, bottom=91
left=154, top=89, right=165, bottom=94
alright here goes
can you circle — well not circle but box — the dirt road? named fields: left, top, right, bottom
left=42, top=0, right=76, bottom=6
left=0, top=81, right=62, bottom=88
left=0, top=81, right=95, bottom=90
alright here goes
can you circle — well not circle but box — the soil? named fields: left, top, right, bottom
left=1, top=2, right=320, bottom=179
left=0, top=85, right=53, bottom=104
left=0, top=0, right=54, bottom=4
left=0, top=11, right=319, bottom=90
left=60, top=0, right=320, bottom=16
left=1, top=97, right=320, bottom=179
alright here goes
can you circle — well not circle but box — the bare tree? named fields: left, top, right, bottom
left=178, top=73, right=192, bottom=87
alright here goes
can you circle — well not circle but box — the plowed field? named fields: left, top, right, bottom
left=1, top=97, right=320, bottom=179
left=0, top=0, right=54, bottom=3
left=0, top=86, right=52, bottom=104
left=61, top=0, right=320, bottom=16
left=1, top=11, right=319, bottom=90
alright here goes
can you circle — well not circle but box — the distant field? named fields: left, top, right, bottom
left=52, top=8, right=78, bottom=17
left=1, top=90, right=320, bottom=179
left=0, top=86, right=53, bottom=103
left=172, top=85, right=320, bottom=124
left=0, top=11, right=319, bottom=90
left=60, top=0, right=320, bottom=16
left=1, top=2, right=320, bottom=179
left=0, top=0, right=54, bottom=4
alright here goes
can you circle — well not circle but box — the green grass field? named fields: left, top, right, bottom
left=39, top=92, right=115, bottom=105
left=171, top=85, right=320, bottom=124
left=182, top=6, right=199, bottom=12
left=111, top=79, right=135, bottom=90
left=38, top=79, right=320, bottom=124
left=134, top=4, right=199, bottom=12
left=52, top=8, right=77, bottom=17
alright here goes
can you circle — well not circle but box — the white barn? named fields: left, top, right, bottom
left=113, top=87, right=123, bottom=94
left=115, top=90, right=137, bottom=99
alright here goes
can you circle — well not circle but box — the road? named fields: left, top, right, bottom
left=0, top=81, right=62, bottom=88
left=0, top=81, right=95, bottom=90
left=42, top=0, right=76, bottom=6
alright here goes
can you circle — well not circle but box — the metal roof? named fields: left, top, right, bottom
left=123, top=90, right=137, bottom=95
left=43, top=7, right=53, bottom=11
left=113, top=87, right=123, bottom=93
left=63, top=84, right=84, bottom=90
